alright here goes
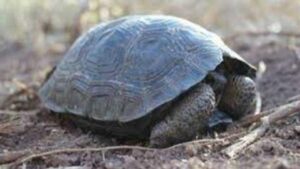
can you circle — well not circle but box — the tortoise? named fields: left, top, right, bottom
left=39, top=15, right=258, bottom=148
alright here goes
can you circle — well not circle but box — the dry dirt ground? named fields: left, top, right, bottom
left=0, top=36, right=300, bottom=169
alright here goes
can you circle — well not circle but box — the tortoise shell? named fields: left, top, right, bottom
left=39, top=15, right=256, bottom=123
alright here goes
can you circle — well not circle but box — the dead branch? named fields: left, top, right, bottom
left=6, top=99, right=300, bottom=166
left=235, top=108, right=275, bottom=127
left=253, top=60, right=265, bottom=116
left=287, top=94, right=300, bottom=103
left=235, top=93, right=300, bottom=128
left=2, top=146, right=155, bottom=167
left=2, top=95, right=299, bottom=166
left=5, top=138, right=224, bottom=167
left=0, top=150, right=31, bottom=165
left=254, top=92, right=262, bottom=115
left=163, top=138, right=225, bottom=150
left=237, top=99, right=300, bottom=127
left=223, top=121, right=268, bottom=159
left=224, top=31, right=300, bottom=42
left=0, top=110, right=38, bottom=116
left=223, top=100, right=300, bottom=158
left=11, top=146, right=156, bottom=166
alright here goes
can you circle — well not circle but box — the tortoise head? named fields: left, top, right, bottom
left=204, top=69, right=227, bottom=104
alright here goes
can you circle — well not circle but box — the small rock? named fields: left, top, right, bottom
left=187, top=157, right=205, bottom=169
left=272, top=158, right=290, bottom=169
left=104, top=159, right=123, bottom=169
left=185, top=145, right=197, bottom=157
left=294, top=126, right=300, bottom=134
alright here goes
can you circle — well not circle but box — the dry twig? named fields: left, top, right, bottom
left=163, top=138, right=225, bottom=150
left=223, top=100, right=300, bottom=158
left=287, top=94, right=300, bottom=103
left=3, top=138, right=223, bottom=167
left=0, top=150, right=31, bottom=165
left=5, top=99, right=300, bottom=166
left=0, top=110, right=38, bottom=116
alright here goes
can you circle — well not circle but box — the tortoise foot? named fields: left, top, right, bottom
left=219, top=75, right=257, bottom=119
left=149, top=83, right=215, bottom=148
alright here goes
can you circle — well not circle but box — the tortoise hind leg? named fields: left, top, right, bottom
left=219, top=75, right=257, bottom=119
left=149, top=83, right=215, bottom=148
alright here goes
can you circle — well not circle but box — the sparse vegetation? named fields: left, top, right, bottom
left=1, top=0, right=300, bottom=50
left=1, top=1, right=300, bottom=168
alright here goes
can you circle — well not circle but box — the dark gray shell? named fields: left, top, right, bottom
left=39, top=15, right=256, bottom=123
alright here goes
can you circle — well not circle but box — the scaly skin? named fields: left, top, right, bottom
left=219, top=75, right=257, bottom=119
left=149, top=83, right=215, bottom=148
left=149, top=75, right=257, bottom=148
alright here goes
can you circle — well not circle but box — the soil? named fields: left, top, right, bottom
left=0, top=35, right=300, bottom=169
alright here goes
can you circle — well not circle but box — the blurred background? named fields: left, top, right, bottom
left=1, top=1, right=300, bottom=168
left=1, top=0, right=300, bottom=54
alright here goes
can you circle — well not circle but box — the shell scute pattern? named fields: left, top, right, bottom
left=67, top=73, right=144, bottom=121
left=123, top=30, right=182, bottom=83
left=39, top=16, right=228, bottom=122
left=83, top=30, right=127, bottom=76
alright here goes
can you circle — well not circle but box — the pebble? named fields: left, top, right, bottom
left=294, top=126, right=300, bottom=134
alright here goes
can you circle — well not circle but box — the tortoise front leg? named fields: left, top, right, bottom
left=149, top=83, right=215, bottom=148
left=219, top=75, right=257, bottom=119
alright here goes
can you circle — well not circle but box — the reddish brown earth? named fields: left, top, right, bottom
left=0, top=36, right=300, bottom=169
